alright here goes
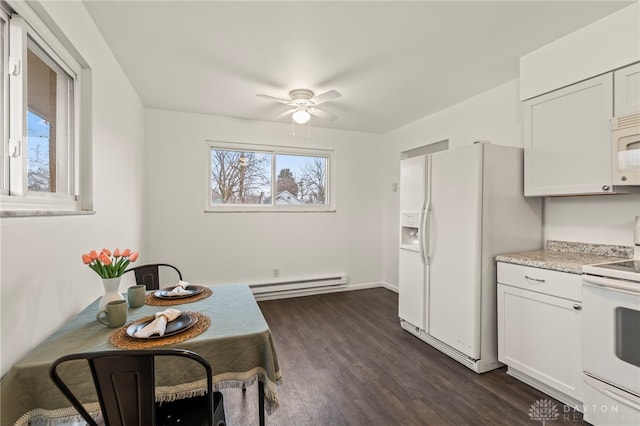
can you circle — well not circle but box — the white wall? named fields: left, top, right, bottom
left=544, top=195, right=640, bottom=246
left=0, top=1, right=145, bottom=375
left=144, top=109, right=384, bottom=290
left=520, top=2, right=640, bottom=100
left=381, top=79, right=640, bottom=287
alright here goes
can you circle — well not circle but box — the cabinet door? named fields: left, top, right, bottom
left=614, top=62, right=640, bottom=116
left=497, top=284, right=583, bottom=401
left=524, top=74, right=613, bottom=196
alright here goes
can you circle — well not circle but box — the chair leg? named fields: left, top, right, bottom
left=258, top=381, right=265, bottom=426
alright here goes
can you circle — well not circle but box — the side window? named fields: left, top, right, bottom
left=26, top=40, right=74, bottom=195
left=207, top=142, right=334, bottom=212
left=1, top=10, right=7, bottom=194
left=2, top=5, right=88, bottom=215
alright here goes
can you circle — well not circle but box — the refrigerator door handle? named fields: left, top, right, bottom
left=423, top=155, right=432, bottom=264
left=418, top=206, right=427, bottom=265
left=423, top=200, right=431, bottom=263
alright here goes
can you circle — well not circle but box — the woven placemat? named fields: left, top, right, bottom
left=110, top=312, right=211, bottom=349
left=145, top=286, right=212, bottom=306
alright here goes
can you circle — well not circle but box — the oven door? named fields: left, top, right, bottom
left=583, top=274, right=640, bottom=396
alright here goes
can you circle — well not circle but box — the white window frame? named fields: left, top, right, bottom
left=1, top=9, right=9, bottom=196
left=205, top=141, right=336, bottom=213
left=1, top=2, right=89, bottom=215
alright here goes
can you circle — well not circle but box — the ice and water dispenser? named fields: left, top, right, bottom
left=400, top=211, right=421, bottom=251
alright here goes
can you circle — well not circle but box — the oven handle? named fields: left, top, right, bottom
left=583, top=274, right=640, bottom=296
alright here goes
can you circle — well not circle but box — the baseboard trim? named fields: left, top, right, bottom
left=506, top=367, right=583, bottom=411
left=380, top=281, right=398, bottom=293
left=253, top=281, right=388, bottom=301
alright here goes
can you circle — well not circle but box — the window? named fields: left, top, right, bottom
left=206, top=142, right=335, bottom=212
left=1, top=3, right=87, bottom=214
left=1, top=10, right=8, bottom=194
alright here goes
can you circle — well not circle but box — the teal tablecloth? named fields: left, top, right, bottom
left=1, top=284, right=282, bottom=426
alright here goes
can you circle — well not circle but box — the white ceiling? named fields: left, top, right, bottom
left=83, top=1, right=633, bottom=134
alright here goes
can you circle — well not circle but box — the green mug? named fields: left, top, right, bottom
left=96, top=300, right=127, bottom=328
left=127, top=285, right=146, bottom=308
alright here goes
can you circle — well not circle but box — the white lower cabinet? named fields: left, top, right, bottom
left=497, top=263, right=583, bottom=407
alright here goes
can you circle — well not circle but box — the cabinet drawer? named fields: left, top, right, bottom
left=497, top=262, right=582, bottom=301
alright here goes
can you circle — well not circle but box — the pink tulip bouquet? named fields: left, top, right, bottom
left=82, top=248, right=139, bottom=279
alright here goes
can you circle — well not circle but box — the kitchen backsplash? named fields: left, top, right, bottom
left=546, top=240, right=634, bottom=258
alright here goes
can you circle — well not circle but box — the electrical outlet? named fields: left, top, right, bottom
left=273, top=268, right=280, bottom=278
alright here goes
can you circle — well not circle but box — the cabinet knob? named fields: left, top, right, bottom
left=621, top=176, right=628, bottom=182
left=602, top=185, right=610, bottom=191
left=573, top=304, right=582, bottom=310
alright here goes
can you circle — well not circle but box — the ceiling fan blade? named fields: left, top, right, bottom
left=256, top=94, right=291, bottom=105
left=310, top=108, right=338, bottom=121
left=274, top=108, right=296, bottom=120
left=309, top=89, right=341, bottom=106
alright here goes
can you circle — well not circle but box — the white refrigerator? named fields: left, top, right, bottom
left=399, top=143, right=542, bottom=373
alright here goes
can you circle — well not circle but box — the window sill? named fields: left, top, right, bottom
left=0, top=209, right=95, bottom=218
left=204, top=209, right=337, bottom=214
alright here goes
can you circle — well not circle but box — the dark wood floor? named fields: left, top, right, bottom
left=221, top=288, right=585, bottom=425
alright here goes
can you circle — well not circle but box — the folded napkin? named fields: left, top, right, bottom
left=166, top=280, right=191, bottom=297
left=133, top=308, right=182, bottom=338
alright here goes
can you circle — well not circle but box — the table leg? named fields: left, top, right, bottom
left=258, top=380, right=265, bottom=426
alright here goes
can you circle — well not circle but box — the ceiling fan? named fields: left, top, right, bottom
left=257, top=89, right=341, bottom=124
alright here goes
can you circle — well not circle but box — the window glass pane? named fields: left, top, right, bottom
left=210, top=149, right=271, bottom=204
left=275, top=154, right=327, bottom=205
left=27, top=110, right=51, bottom=191
left=26, top=41, right=73, bottom=194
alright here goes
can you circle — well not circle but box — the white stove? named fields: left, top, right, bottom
left=583, top=259, right=640, bottom=283
left=582, top=257, right=640, bottom=426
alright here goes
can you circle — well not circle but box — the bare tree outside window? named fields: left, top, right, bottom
left=210, top=149, right=271, bottom=204
left=298, top=157, right=326, bottom=204
left=27, top=111, right=52, bottom=192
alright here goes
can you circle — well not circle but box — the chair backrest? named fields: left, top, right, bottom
left=49, top=349, right=213, bottom=426
left=123, top=263, right=183, bottom=290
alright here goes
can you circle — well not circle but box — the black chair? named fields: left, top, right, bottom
left=122, top=264, right=183, bottom=290
left=49, top=349, right=226, bottom=426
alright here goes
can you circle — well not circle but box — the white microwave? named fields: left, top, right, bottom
left=612, top=113, right=640, bottom=186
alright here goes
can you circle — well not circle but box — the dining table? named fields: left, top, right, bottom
left=1, top=284, right=282, bottom=426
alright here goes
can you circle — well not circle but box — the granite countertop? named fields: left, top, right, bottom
left=495, top=240, right=632, bottom=274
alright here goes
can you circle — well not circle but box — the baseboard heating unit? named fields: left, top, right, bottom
left=250, top=274, right=348, bottom=299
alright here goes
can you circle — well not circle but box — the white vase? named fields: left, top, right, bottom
left=99, top=277, right=125, bottom=311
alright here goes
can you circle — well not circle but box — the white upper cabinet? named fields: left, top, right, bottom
left=614, top=62, right=640, bottom=116
left=519, top=3, right=639, bottom=197
left=524, top=74, right=614, bottom=196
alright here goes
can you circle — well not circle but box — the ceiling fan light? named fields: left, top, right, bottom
left=292, top=107, right=311, bottom=124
